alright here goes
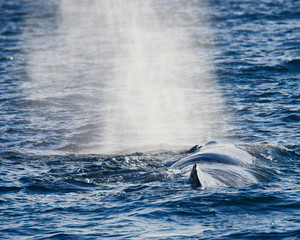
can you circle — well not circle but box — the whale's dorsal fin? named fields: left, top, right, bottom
left=189, top=164, right=201, bottom=189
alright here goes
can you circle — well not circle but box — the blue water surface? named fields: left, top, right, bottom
left=0, top=0, right=299, bottom=239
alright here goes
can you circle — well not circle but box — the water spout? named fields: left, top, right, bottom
left=23, top=0, right=227, bottom=154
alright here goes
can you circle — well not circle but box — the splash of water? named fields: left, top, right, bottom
left=23, top=0, right=228, bottom=154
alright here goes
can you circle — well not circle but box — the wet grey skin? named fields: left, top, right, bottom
left=173, top=142, right=252, bottom=189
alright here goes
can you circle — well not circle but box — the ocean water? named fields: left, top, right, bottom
left=1, top=0, right=299, bottom=239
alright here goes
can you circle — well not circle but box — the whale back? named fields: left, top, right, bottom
left=172, top=152, right=240, bottom=169
left=172, top=142, right=253, bottom=169
left=171, top=142, right=256, bottom=189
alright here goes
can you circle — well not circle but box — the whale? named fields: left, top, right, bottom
left=171, top=141, right=257, bottom=189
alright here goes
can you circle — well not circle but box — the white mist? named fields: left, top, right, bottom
left=24, top=0, right=228, bottom=154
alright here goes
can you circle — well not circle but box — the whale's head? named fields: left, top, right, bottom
left=187, top=145, right=202, bottom=153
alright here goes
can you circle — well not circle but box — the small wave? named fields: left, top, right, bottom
left=0, top=186, right=22, bottom=193
left=285, top=59, right=300, bottom=72
left=245, top=144, right=300, bottom=163
left=281, top=114, right=300, bottom=123
left=25, top=183, right=87, bottom=194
